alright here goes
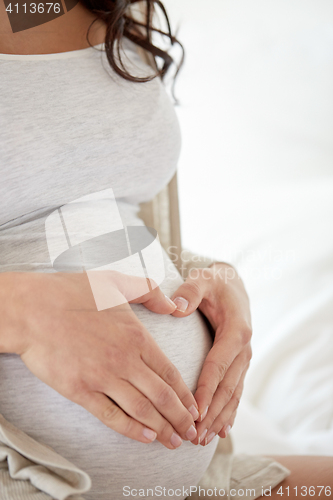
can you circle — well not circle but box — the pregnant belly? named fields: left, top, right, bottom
left=0, top=259, right=219, bottom=500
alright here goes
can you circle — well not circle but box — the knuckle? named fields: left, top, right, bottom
left=177, top=409, right=192, bottom=430
left=159, top=421, right=173, bottom=440
left=205, top=411, right=217, bottom=426
left=191, top=268, right=205, bottom=280
left=182, top=279, right=201, bottom=298
left=134, top=398, right=152, bottom=419
left=103, top=403, right=120, bottom=422
left=207, top=359, right=229, bottom=381
left=230, top=412, right=237, bottom=425
left=108, top=347, right=127, bottom=369
left=240, top=325, right=252, bottom=345
left=211, top=415, right=222, bottom=430
left=221, top=385, right=234, bottom=402
left=162, top=364, right=179, bottom=386
left=123, top=417, right=136, bottom=437
left=157, top=385, right=173, bottom=407
left=148, top=278, right=158, bottom=290
left=129, top=327, right=147, bottom=348
left=106, top=270, right=120, bottom=283
left=64, top=376, right=86, bottom=401
left=246, top=345, right=253, bottom=362
left=232, top=396, right=240, bottom=410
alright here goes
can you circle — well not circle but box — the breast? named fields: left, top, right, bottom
left=0, top=46, right=182, bottom=227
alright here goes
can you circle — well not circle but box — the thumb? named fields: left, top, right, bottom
left=86, top=271, right=176, bottom=314
left=128, top=278, right=177, bottom=314
left=170, top=273, right=207, bottom=317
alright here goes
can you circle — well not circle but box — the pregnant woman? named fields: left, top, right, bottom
left=0, top=1, right=331, bottom=499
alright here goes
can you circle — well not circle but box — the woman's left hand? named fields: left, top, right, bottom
left=170, top=262, right=252, bottom=446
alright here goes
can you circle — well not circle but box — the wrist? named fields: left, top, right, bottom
left=204, top=262, right=251, bottom=326
left=208, top=261, right=239, bottom=280
left=0, top=272, right=30, bottom=355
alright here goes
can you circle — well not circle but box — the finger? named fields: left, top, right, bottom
left=195, top=347, right=250, bottom=436
left=194, top=332, right=244, bottom=419
left=129, top=362, right=198, bottom=442
left=141, top=339, right=200, bottom=422
left=76, top=391, right=158, bottom=445
left=218, top=410, right=237, bottom=439
left=193, top=353, right=249, bottom=445
left=110, top=272, right=177, bottom=314
left=103, top=379, right=184, bottom=450
left=201, top=369, right=246, bottom=446
left=170, top=270, right=210, bottom=316
left=130, top=284, right=177, bottom=315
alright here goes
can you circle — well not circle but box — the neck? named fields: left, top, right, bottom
left=0, top=2, right=107, bottom=55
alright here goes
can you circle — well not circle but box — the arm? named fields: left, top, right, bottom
left=0, top=271, right=199, bottom=449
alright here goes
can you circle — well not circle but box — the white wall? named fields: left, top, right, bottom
left=163, top=0, right=333, bottom=259
left=163, top=0, right=333, bottom=455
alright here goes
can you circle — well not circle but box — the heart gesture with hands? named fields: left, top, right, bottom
left=0, top=270, right=199, bottom=450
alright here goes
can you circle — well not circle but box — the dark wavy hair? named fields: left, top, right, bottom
left=80, top=0, right=184, bottom=97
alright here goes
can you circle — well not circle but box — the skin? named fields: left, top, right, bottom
left=0, top=0, right=106, bottom=55
left=171, top=263, right=252, bottom=444
left=262, top=456, right=333, bottom=498
left=1, top=0, right=332, bottom=489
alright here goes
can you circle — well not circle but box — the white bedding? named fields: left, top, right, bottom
left=230, top=180, right=333, bottom=455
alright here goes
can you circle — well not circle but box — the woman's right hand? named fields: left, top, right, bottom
left=0, top=271, right=199, bottom=449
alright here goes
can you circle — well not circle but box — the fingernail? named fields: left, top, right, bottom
left=188, top=404, right=200, bottom=421
left=225, top=425, right=231, bottom=437
left=164, top=294, right=177, bottom=309
left=170, top=432, right=182, bottom=448
left=198, top=429, right=207, bottom=445
left=205, top=432, right=216, bottom=445
left=185, top=425, right=197, bottom=441
left=143, top=428, right=157, bottom=442
left=173, top=297, right=189, bottom=313
left=200, top=406, right=209, bottom=422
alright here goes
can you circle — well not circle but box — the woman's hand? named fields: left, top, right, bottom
left=170, top=262, right=252, bottom=445
left=0, top=271, right=199, bottom=449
